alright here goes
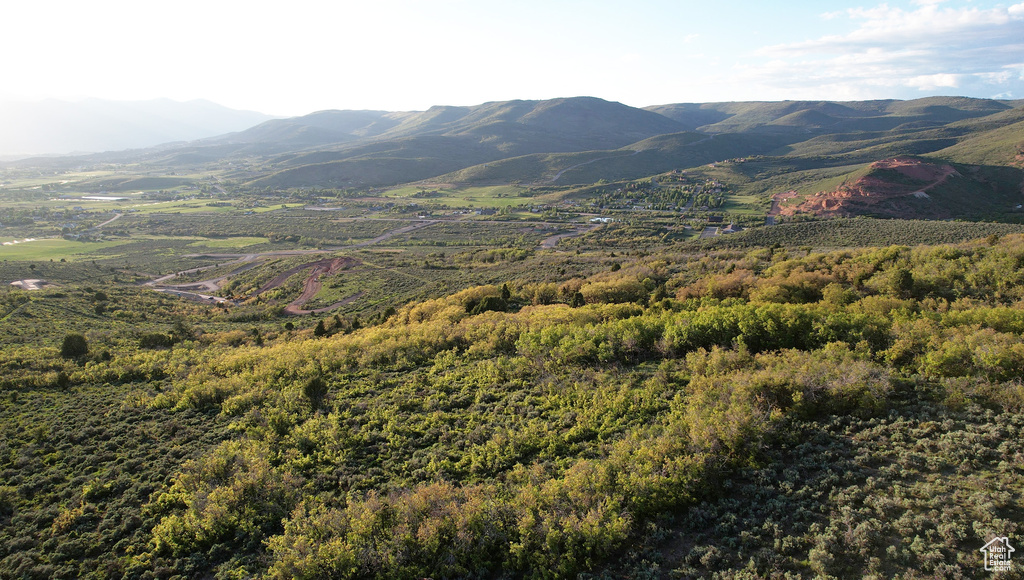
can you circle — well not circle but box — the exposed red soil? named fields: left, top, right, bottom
left=768, top=191, right=800, bottom=216
left=778, top=157, right=960, bottom=219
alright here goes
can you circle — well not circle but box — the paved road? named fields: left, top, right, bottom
left=699, top=226, right=719, bottom=239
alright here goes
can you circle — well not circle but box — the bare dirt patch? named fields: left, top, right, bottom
left=778, top=157, right=959, bottom=219
left=9, top=279, right=54, bottom=291
left=768, top=191, right=800, bottom=217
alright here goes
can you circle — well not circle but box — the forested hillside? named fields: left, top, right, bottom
left=3, top=232, right=1023, bottom=578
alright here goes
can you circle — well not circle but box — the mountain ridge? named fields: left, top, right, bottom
left=4, top=95, right=1022, bottom=221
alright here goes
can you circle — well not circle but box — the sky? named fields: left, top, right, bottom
left=2, top=0, right=1023, bottom=117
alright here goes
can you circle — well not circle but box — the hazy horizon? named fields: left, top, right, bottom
left=3, top=90, right=1022, bottom=122
left=2, top=0, right=1022, bottom=118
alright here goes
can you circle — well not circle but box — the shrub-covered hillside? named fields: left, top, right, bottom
left=3, top=235, right=1024, bottom=578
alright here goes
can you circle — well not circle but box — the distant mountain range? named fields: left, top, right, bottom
left=0, top=98, right=277, bottom=158
left=4, top=95, right=1024, bottom=221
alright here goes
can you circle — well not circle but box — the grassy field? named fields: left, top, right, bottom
left=0, top=196, right=244, bottom=215
left=720, top=193, right=767, bottom=215
left=0, top=237, right=132, bottom=261
left=119, top=201, right=233, bottom=214
left=0, top=170, right=119, bottom=189
left=384, top=184, right=539, bottom=208
left=187, top=237, right=270, bottom=249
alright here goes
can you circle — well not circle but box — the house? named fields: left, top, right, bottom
left=722, top=223, right=743, bottom=234
left=707, top=216, right=724, bottom=224
left=980, top=537, right=1014, bottom=572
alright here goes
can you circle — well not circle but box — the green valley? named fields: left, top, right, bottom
left=2, top=95, right=1024, bottom=579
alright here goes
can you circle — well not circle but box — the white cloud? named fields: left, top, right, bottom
left=744, top=1, right=1024, bottom=100
left=767, top=4, right=1024, bottom=57
left=906, top=73, right=962, bottom=89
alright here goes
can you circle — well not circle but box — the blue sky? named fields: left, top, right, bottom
left=3, top=0, right=1023, bottom=116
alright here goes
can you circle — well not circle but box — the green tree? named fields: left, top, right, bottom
left=471, top=296, right=507, bottom=315
left=140, top=333, right=174, bottom=349
left=60, top=333, right=89, bottom=358
left=171, top=318, right=195, bottom=342
left=889, top=267, right=914, bottom=298
left=570, top=291, right=586, bottom=308
left=303, top=376, right=329, bottom=410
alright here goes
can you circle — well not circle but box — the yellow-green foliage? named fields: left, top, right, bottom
left=9, top=234, right=1024, bottom=578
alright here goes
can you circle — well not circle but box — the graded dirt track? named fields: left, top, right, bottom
left=142, top=217, right=599, bottom=312
left=539, top=224, right=601, bottom=249
left=251, top=257, right=360, bottom=315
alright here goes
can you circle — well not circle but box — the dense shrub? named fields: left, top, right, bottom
left=139, top=332, right=175, bottom=349
left=59, top=333, right=89, bottom=358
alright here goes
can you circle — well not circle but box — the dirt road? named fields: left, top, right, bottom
left=540, top=224, right=601, bottom=249
left=143, top=217, right=593, bottom=313
left=95, top=213, right=123, bottom=228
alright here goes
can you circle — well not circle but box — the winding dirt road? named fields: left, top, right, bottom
left=143, top=216, right=600, bottom=313
left=142, top=220, right=439, bottom=313
left=270, top=257, right=360, bottom=314
left=95, top=213, right=123, bottom=228
left=539, top=224, right=601, bottom=249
